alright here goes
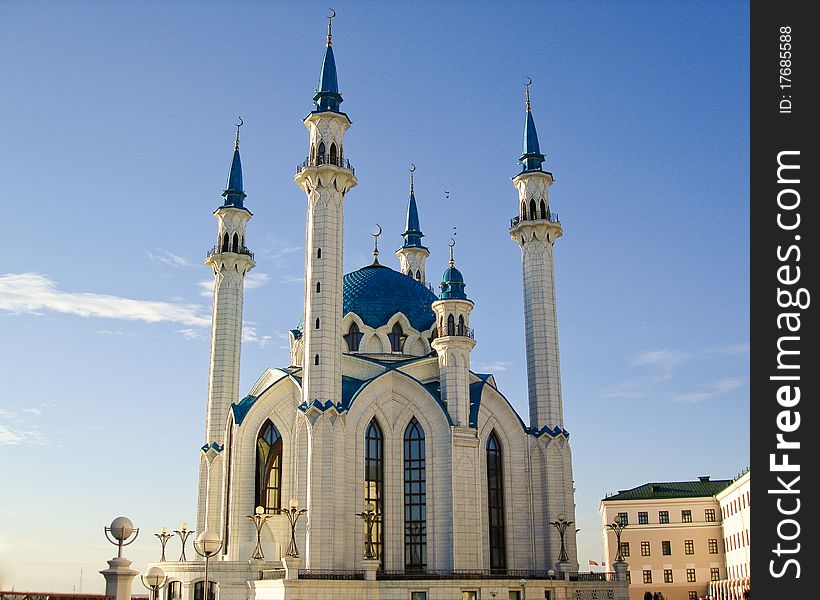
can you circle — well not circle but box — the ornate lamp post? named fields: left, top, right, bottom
left=141, top=565, right=168, bottom=600
left=606, top=515, right=628, bottom=561
left=281, top=499, right=307, bottom=558
left=549, top=513, right=573, bottom=564
left=104, top=516, right=140, bottom=558
left=246, top=506, right=274, bottom=560
left=355, top=502, right=380, bottom=560
left=194, top=529, right=223, bottom=598
left=174, top=522, right=194, bottom=561
left=154, top=527, right=173, bottom=561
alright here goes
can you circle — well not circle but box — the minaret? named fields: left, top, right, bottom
left=197, top=120, right=255, bottom=536
left=396, top=165, right=429, bottom=282
left=430, top=242, right=476, bottom=427
left=293, top=14, right=357, bottom=568
left=508, top=81, right=564, bottom=431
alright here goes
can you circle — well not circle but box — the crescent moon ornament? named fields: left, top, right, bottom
left=328, top=8, right=336, bottom=18
left=236, top=116, right=244, bottom=128
left=372, top=224, right=382, bottom=237
left=449, top=238, right=456, bottom=248
left=409, top=163, right=416, bottom=172
left=525, top=76, right=532, bottom=87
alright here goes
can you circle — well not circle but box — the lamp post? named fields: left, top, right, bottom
left=281, top=499, right=307, bottom=558
left=154, top=527, right=173, bottom=562
left=246, top=506, right=274, bottom=560
left=606, top=515, right=628, bottom=562
left=174, top=523, right=194, bottom=561
left=194, top=529, right=223, bottom=600
left=104, top=516, right=140, bottom=558
left=355, top=502, right=380, bottom=560
left=140, top=565, right=168, bottom=600
left=549, top=513, right=573, bottom=564
left=518, top=578, right=526, bottom=600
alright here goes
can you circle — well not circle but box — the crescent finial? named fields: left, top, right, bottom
left=236, top=116, right=244, bottom=128
left=328, top=8, right=336, bottom=18
left=409, top=163, right=416, bottom=172
left=448, top=238, right=456, bottom=248
left=524, top=76, right=533, bottom=111
left=234, top=117, right=243, bottom=149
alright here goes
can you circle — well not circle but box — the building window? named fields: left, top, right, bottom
left=487, top=431, right=506, bottom=570
left=447, top=314, right=455, bottom=335
left=509, top=592, right=521, bottom=600
left=458, top=315, right=466, bottom=336
left=705, top=508, right=716, bottom=522
left=617, top=512, right=628, bottom=525
left=642, top=570, right=652, bottom=584
left=641, top=541, right=651, bottom=556
left=686, top=568, right=696, bottom=582
left=684, top=539, right=694, bottom=555
left=662, top=540, right=671, bottom=555
left=689, top=592, right=699, bottom=600
left=529, top=199, right=537, bottom=220
left=365, top=419, right=384, bottom=563
left=314, top=353, right=319, bottom=365
left=317, top=248, right=322, bottom=258
left=659, top=510, right=669, bottom=524
left=166, top=581, right=182, bottom=600
left=411, top=593, right=427, bottom=600
left=315, top=318, right=320, bottom=329
left=664, top=569, right=673, bottom=583
left=256, top=420, right=282, bottom=513
left=681, top=509, right=692, bottom=523
left=462, top=593, right=478, bottom=600
left=708, top=539, right=718, bottom=554
left=193, top=581, right=216, bottom=600
left=626, top=571, right=631, bottom=583
left=711, top=568, right=720, bottom=581
left=316, top=281, right=321, bottom=293
left=404, top=417, right=427, bottom=570
left=389, top=322, right=407, bottom=352
left=638, top=511, right=648, bottom=524
left=620, top=542, right=630, bottom=557
left=344, top=322, right=363, bottom=351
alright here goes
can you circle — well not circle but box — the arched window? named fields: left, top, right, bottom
left=540, top=199, right=548, bottom=220
left=529, top=199, right=537, bottom=220
left=193, top=581, right=216, bottom=600
left=256, top=420, right=282, bottom=514
left=521, top=201, right=527, bottom=220
left=447, top=314, right=455, bottom=336
left=458, top=315, right=465, bottom=336
left=389, top=322, right=406, bottom=352
left=317, top=248, right=322, bottom=258
left=416, top=270, right=421, bottom=281
left=315, top=318, right=320, bottom=329
left=310, top=143, right=316, bottom=164
left=316, top=281, right=321, bottom=293
left=344, top=322, right=363, bottom=352
left=365, top=419, right=384, bottom=563
left=487, top=432, right=506, bottom=570
left=222, top=232, right=230, bottom=252
left=329, top=142, right=338, bottom=165
left=404, top=417, right=426, bottom=570
left=318, top=141, right=326, bottom=164
left=314, top=354, right=320, bottom=365
left=166, top=581, right=182, bottom=600
left=232, top=232, right=239, bottom=253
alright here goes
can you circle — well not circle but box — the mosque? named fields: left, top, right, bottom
left=143, top=15, right=628, bottom=600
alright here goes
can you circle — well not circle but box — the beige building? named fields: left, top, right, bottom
left=708, top=470, right=750, bottom=599
left=600, top=477, right=733, bottom=600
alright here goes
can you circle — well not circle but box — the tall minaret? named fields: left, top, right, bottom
left=197, top=121, right=255, bottom=536
left=293, top=14, right=357, bottom=568
left=508, top=81, right=564, bottom=431
left=396, top=165, right=429, bottom=282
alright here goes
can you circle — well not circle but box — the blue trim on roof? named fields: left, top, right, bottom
left=520, top=109, right=546, bottom=173
left=527, top=424, right=570, bottom=439
left=222, top=148, right=247, bottom=208
left=200, top=441, right=224, bottom=453
left=314, top=44, right=343, bottom=113
left=401, top=192, right=426, bottom=249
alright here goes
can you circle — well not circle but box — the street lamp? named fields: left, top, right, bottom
left=606, top=515, right=628, bottom=562
left=174, top=522, right=194, bottom=561
left=194, top=529, right=223, bottom=599
left=155, top=527, right=173, bottom=562
left=281, top=499, right=307, bottom=558
left=104, top=516, right=140, bottom=559
left=246, top=506, right=274, bottom=560
left=355, top=502, right=380, bottom=560
left=141, top=565, right=168, bottom=600
left=518, top=578, right=526, bottom=600
left=549, top=513, right=573, bottom=563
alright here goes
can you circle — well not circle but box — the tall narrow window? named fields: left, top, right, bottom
left=458, top=315, right=465, bottom=336
left=404, top=417, right=426, bottom=570
left=316, top=281, right=321, bottom=293
left=540, top=199, right=547, bottom=219
left=166, top=581, right=182, bottom=600
left=317, top=248, right=322, bottom=258
left=193, top=581, right=216, bottom=600
left=318, top=141, right=326, bottom=163
left=344, top=322, right=363, bottom=351
left=447, top=314, right=455, bottom=336
left=416, top=269, right=421, bottom=281
left=314, top=354, right=320, bottom=365
left=232, top=233, right=239, bottom=252
left=487, top=431, right=506, bottom=570
left=521, top=201, right=527, bottom=220
left=529, top=199, right=537, bottom=220
left=222, top=232, right=230, bottom=252
left=315, top=318, right=320, bottom=329
left=329, top=142, right=338, bottom=165
left=256, top=420, right=282, bottom=513
left=389, top=322, right=406, bottom=352
left=365, top=419, right=384, bottom=563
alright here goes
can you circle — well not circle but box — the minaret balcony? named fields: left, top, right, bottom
left=206, top=245, right=255, bottom=260
left=435, top=325, right=475, bottom=340
left=510, top=211, right=560, bottom=228
left=296, top=155, right=355, bottom=175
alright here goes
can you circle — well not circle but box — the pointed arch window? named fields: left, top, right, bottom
left=540, top=199, right=548, bottom=220
left=329, top=142, right=338, bottom=165
left=487, top=432, right=506, bottom=570
left=529, top=199, right=537, bottom=220
left=316, top=281, right=321, bottom=293
left=222, top=232, right=230, bottom=253
left=315, top=318, right=320, bottom=329
left=521, top=201, right=527, bottom=220
left=389, top=322, right=407, bottom=352
left=365, top=419, right=384, bottom=563
left=344, top=322, right=363, bottom=352
left=447, top=314, right=455, bottom=336
left=317, top=248, right=322, bottom=258
left=416, top=269, right=421, bottom=281
left=318, top=141, right=326, bottom=164
left=232, top=233, right=239, bottom=253
left=458, top=315, right=465, bottom=336
left=256, top=420, right=282, bottom=514
left=404, top=417, right=427, bottom=570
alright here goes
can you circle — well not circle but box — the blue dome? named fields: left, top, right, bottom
left=442, top=266, right=464, bottom=284
left=343, top=264, right=437, bottom=331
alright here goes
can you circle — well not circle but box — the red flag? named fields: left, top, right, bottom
left=601, top=561, right=607, bottom=567
left=589, top=560, right=599, bottom=566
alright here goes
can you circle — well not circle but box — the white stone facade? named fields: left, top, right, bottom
left=397, top=246, right=430, bottom=284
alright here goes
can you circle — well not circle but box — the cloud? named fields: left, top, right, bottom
left=147, top=249, right=193, bottom=268
left=476, top=360, right=511, bottom=373
left=0, top=424, right=45, bottom=446
left=176, top=328, right=206, bottom=340
left=242, top=324, right=272, bottom=347
left=281, top=275, right=304, bottom=284
left=22, top=408, right=42, bottom=416
left=0, top=273, right=210, bottom=327
left=671, top=378, right=745, bottom=403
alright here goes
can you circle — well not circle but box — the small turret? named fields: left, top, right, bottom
left=396, top=164, right=430, bottom=282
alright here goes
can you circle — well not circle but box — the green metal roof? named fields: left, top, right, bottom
left=603, top=477, right=733, bottom=501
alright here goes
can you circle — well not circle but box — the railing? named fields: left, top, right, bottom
left=206, top=245, right=255, bottom=260
left=510, top=211, right=560, bottom=228
left=255, top=569, right=614, bottom=581
left=299, top=569, right=366, bottom=580
left=570, top=572, right=616, bottom=581
left=436, top=325, right=475, bottom=339
left=259, top=568, right=286, bottom=580
left=296, top=155, right=355, bottom=175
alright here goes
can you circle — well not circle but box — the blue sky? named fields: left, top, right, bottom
left=0, top=1, right=749, bottom=591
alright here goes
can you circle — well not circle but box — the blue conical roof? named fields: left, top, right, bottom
left=313, top=43, right=343, bottom=112
left=401, top=191, right=426, bottom=249
left=519, top=89, right=546, bottom=172
left=222, top=147, right=246, bottom=208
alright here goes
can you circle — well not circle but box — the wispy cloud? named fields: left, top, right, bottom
left=0, top=273, right=210, bottom=327
left=147, top=248, right=193, bottom=268
left=0, top=424, right=45, bottom=446
left=476, top=360, right=512, bottom=373
left=22, top=408, right=42, bottom=416
left=671, top=378, right=745, bottom=403
left=176, top=328, right=206, bottom=341
left=281, top=275, right=304, bottom=284
left=242, top=324, right=272, bottom=347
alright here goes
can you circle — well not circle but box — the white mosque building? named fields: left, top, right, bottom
left=141, top=16, right=628, bottom=600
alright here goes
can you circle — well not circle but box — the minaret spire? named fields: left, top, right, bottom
left=314, top=9, right=343, bottom=113
left=396, top=163, right=430, bottom=282
left=223, top=117, right=246, bottom=208
left=520, top=77, right=545, bottom=173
